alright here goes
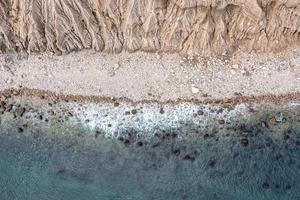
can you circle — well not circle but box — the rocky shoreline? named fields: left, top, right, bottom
left=0, top=89, right=299, bottom=199
left=0, top=0, right=299, bottom=199
left=0, top=88, right=299, bottom=142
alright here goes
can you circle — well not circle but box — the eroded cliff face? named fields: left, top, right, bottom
left=0, top=0, right=299, bottom=55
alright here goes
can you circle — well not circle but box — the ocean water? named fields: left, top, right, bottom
left=0, top=105, right=299, bottom=200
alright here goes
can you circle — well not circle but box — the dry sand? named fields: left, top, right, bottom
left=0, top=49, right=299, bottom=103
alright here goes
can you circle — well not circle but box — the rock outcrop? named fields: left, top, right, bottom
left=0, top=0, right=299, bottom=55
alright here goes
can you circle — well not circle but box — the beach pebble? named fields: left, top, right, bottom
left=240, top=138, right=249, bottom=146
left=218, top=119, right=225, bottom=125
left=269, top=116, right=276, bottom=125
left=197, top=110, right=204, bottom=115
left=232, top=64, right=239, bottom=69
left=191, top=86, right=200, bottom=94
left=5, top=104, right=13, bottom=112
left=208, top=160, right=216, bottom=168
left=15, top=107, right=26, bottom=117
left=261, top=121, right=267, bottom=128
left=275, top=113, right=283, bottom=122
left=230, top=70, right=236, bottom=75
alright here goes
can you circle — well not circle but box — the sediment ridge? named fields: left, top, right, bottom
left=1, top=88, right=299, bottom=106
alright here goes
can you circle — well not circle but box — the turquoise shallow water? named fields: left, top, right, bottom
left=0, top=106, right=299, bottom=200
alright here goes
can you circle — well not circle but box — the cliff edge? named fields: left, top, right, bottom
left=0, top=0, right=299, bottom=55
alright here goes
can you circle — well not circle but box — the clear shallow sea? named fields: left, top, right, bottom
left=0, top=106, right=299, bottom=200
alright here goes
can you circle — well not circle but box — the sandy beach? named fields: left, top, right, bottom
left=0, top=49, right=299, bottom=102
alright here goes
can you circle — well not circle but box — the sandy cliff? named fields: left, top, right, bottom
left=0, top=0, right=299, bottom=55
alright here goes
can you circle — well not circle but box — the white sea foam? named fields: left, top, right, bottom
left=68, top=102, right=251, bottom=140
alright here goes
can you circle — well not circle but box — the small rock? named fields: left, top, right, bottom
left=203, top=133, right=210, bottom=139
left=191, top=86, right=200, bottom=94
left=192, top=113, right=197, bottom=117
left=262, top=182, right=270, bottom=189
left=197, top=110, right=204, bottom=115
left=208, top=160, right=216, bottom=168
left=283, top=134, right=290, bottom=141
left=6, top=79, right=13, bottom=84
left=218, top=119, right=225, bottom=125
left=172, top=148, right=181, bottom=156
left=232, top=64, right=239, bottom=69
left=15, top=107, right=26, bottom=117
left=17, top=127, right=24, bottom=133
left=261, top=121, right=267, bottom=128
left=131, top=109, right=138, bottom=115
left=183, top=155, right=195, bottom=161
left=136, top=141, right=143, bottom=147
left=156, top=53, right=162, bottom=60
left=217, top=108, right=224, bottom=114
left=275, top=113, right=283, bottom=123
left=285, top=185, right=292, bottom=190
left=12, top=90, right=19, bottom=95
left=244, top=70, right=251, bottom=76
left=240, top=138, right=249, bottom=146
left=234, top=92, right=242, bottom=96
left=94, top=131, right=101, bottom=138
left=159, top=107, right=165, bottom=114
left=49, top=110, right=55, bottom=116
left=269, top=116, right=276, bottom=125
left=66, top=112, right=73, bottom=117
left=0, top=101, right=5, bottom=108
left=281, top=118, right=287, bottom=123
left=5, top=104, right=13, bottom=112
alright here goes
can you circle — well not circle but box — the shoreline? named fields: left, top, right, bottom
left=0, top=1, right=299, bottom=199
left=0, top=87, right=299, bottom=141
left=1, top=88, right=299, bottom=106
